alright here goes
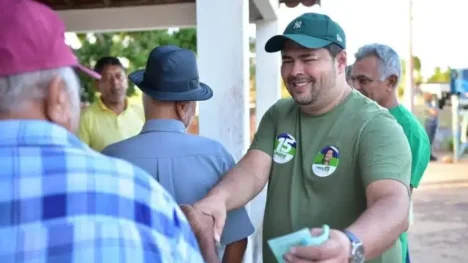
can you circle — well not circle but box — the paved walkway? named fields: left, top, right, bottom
left=409, top=160, right=468, bottom=262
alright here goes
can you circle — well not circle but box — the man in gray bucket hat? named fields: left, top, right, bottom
left=102, top=45, right=254, bottom=263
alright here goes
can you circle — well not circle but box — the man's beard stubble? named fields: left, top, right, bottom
left=291, top=68, right=337, bottom=106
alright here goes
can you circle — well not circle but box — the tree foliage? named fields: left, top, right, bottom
left=413, top=56, right=422, bottom=72
left=74, top=28, right=196, bottom=102
left=398, top=56, right=423, bottom=97
left=427, top=66, right=451, bottom=83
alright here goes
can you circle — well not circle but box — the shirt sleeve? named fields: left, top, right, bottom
left=406, top=130, right=430, bottom=188
left=218, top=147, right=255, bottom=245
left=249, top=104, right=278, bottom=156
left=358, top=114, right=412, bottom=190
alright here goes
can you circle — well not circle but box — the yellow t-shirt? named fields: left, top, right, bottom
left=78, top=97, right=145, bottom=152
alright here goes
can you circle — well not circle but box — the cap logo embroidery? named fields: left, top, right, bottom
left=293, top=21, right=302, bottom=29
left=336, top=34, right=343, bottom=42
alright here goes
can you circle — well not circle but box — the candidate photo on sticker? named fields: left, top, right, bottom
left=312, top=146, right=340, bottom=177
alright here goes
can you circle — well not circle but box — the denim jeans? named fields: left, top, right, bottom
left=424, top=120, right=438, bottom=146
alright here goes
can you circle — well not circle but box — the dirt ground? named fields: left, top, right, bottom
left=408, top=158, right=468, bottom=262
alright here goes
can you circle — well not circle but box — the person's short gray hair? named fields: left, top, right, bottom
left=0, top=67, right=80, bottom=113
left=354, top=43, right=401, bottom=87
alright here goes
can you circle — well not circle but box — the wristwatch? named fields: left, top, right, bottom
left=343, top=230, right=365, bottom=263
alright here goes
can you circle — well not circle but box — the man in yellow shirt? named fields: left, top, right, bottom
left=78, top=57, right=144, bottom=151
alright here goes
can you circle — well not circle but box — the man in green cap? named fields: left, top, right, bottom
left=192, top=13, right=411, bottom=263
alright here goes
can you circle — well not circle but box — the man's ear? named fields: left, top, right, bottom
left=182, top=101, right=191, bottom=111
left=386, top=75, right=398, bottom=90
left=45, top=76, right=69, bottom=126
left=335, top=50, right=348, bottom=75
left=175, top=101, right=188, bottom=120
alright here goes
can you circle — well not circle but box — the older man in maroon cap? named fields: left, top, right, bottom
left=0, top=1, right=209, bottom=262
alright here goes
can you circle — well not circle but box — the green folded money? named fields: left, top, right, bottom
left=267, top=225, right=330, bottom=263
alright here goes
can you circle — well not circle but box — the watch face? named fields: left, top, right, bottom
left=351, top=243, right=365, bottom=263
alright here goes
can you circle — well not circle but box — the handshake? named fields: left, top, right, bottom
left=180, top=203, right=333, bottom=263
left=180, top=204, right=220, bottom=263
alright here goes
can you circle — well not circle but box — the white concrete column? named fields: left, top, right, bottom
left=255, top=20, right=282, bottom=123
left=196, top=0, right=250, bottom=161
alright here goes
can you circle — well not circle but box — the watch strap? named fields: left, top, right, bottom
left=343, top=230, right=360, bottom=244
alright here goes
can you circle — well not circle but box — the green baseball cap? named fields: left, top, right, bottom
left=265, top=13, right=346, bottom=53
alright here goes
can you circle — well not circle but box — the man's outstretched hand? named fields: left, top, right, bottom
left=180, top=204, right=220, bottom=263
left=193, top=195, right=228, bottom=243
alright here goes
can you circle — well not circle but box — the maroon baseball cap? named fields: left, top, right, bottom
left=0, top=0, right=100, bottom=79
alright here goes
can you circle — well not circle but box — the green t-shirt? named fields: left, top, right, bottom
left=250, top=90, right=411, bottom=263
left=389, top=105, right=431, bottom=263
left=389, top=105, right=430, bottom=188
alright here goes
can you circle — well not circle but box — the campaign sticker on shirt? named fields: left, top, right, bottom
left=312, top=146, right=340, bottom=177
left=273, top=133, right=297, bottom=164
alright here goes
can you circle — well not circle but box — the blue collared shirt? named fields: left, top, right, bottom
left=0, top=120, right=204, bottom=263
left=102, top=119, right=255, bottom=251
